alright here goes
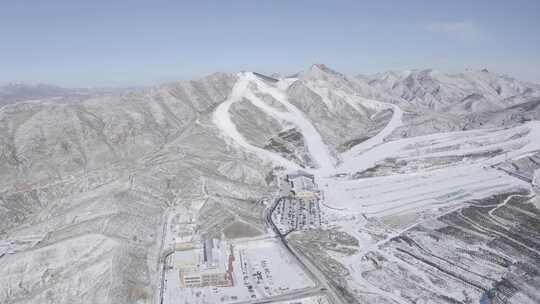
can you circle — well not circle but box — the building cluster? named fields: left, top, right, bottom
left=272, top=171, right=323, bottom=234
left=176, top=238, right=235, bottom=288
left=287, top=170, right=320, bottom=199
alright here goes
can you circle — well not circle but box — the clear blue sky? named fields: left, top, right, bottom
left=1, top=0, right=539, bottom=87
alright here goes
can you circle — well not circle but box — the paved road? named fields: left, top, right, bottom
left=266, top=196, right=346, bottom=304
left=235, top=290, right=328, bottom=304
left=157, top=193, right=346, bottom=304
left=157, top=207, right=174, bottom=304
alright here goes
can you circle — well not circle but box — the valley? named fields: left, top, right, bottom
left=156, top=70, right=540, bottom=304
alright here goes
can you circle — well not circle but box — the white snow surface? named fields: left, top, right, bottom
left=340, top=97, right=403, bottom=165
left=213, top=72, right=336, bottom=173
left=213, top=72, right=540, bottom=190
left=212, top=73, right=300, bottom=170
left=323, top=163, right=527, bottom=215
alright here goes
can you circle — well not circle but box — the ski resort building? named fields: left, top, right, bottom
left=180, top=270, right=232, bottom=288
left=177, top=239, right=235, bottom=288
left=287, top=171, right=319, bottom=199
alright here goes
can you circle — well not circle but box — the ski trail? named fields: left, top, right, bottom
left=246, top=73, right=336, bottom=174
left=303, top=84, right=336, bottom=111
left=339, top=99, right=403, bottom=170
left=214, top=72, right=405, bottom=176
left=212, top=73, right=300, bottom=170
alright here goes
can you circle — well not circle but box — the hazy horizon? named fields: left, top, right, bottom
left=2, top=64, right=539, bottom=90
left=2, top=0, right=539, bottom=87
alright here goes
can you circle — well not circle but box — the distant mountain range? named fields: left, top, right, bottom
left=0, top=83, right=139, bottom=106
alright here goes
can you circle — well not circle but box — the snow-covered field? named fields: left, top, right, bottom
left=321, top=122, right=540, bottom=216
left=323, top=164, right=525, bottom=216
left=337, top=121, right=538, bottom=175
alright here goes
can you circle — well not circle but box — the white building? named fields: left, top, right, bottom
left=176, top=239, right=234, bottom=288
left=287, top=171, right=319, bottom=199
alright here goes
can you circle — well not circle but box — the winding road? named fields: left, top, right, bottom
left=159, top=71, right=405, bottom=304
left=265, top=196, right=346, bottom=304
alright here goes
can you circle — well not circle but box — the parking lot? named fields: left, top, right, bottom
left=272, top=197, right=322, bottom=235
left=162, top=238, right=315, bottom=304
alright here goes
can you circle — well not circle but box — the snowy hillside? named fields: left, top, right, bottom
left=368, top=68, right=540, bottom=111
left=1, top=65, right=540, bottom=304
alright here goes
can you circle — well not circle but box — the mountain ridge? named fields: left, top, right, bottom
left=1, top=64, right=539, bottom=304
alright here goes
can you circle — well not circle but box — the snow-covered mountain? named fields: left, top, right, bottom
left=0, top=83, right=136, bottom=107
left=367, top=68, right=540, bottom=112
left=350, top=68, right=540, bottom=138
left=1, top=65, right=539, bottom=304
left=0, top=83, right=69, bottom=105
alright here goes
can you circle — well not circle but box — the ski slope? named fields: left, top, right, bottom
left=213, top=73, right=540, bottom=212
left=212, top=73, right=300, bottom=170
left=322, top=163, right=528, bottom=216
left=213, top=72, right=336, bottom=174
left=322, top=121, right=540, bottom=215
left=340, top=99, right=402, bottom=165
left=250, top=74, right=336, bottom=174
